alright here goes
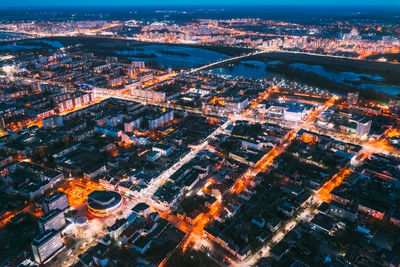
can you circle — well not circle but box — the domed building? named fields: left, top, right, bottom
left=87, top=190, right=122, bottom=217
left=74, top=216, right=88, bottom=238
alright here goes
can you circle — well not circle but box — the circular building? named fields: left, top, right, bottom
left=74, top=216, right=89, bottom=238
left=87, top=190, right=122, bottom=217
left=75, top=216, right=88, bottom=225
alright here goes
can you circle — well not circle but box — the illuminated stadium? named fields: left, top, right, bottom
left=87, top=190, right=122, bottom=217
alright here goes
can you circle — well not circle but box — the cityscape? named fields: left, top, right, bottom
left=0, top=2, right=400, bottom=267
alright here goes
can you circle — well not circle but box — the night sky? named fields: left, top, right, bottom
left=1, top=0, right=399, bottom=7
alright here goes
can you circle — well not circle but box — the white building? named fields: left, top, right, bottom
left=31, top=230, right=64, bottom=264
left=43, top=192, right=69, bottom=214
left=284, top=106, right=308, bottom=122
left=356, top=118, right=372, bottom=138
left=38, top=209, right=66, bottom=233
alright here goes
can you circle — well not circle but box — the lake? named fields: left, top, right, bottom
left=291, top=63, right=400, bottom=95
left=0, top=39, right=64, bottom=51
left=116, top=44, right=228, bottom=68
left=211, top=60, right=269, bottom=79
left=0, top=43, right=42, bottom=51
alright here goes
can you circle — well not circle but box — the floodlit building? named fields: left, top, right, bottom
left=43, top=192, right=69, bottom=214
left=284, top=106, right=307, bottom=121
left=152, top=144, right=173, bottom=157
left=38, top=209, right=66, bottom=233
left=87, top=190, right=122, bottom=217
left=225, top=96, right=249, bottom=114
left=31, top=229, right=64, bottom=264
left=347, top=92, right=359, bottom=105
left=355, top=117, right=372, bottom=138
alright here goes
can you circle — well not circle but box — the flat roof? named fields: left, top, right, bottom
left=44, top=191, right=67, bottom=203
left=87, top=190, right=122, bottom=210
left=38, top=209, right=62, bottom=223
left=132, top=202, right=150, bottom=212
left=32, top=229, right=59, bottom=246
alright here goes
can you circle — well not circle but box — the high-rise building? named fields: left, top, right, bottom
left=356, top=118, right=372, bottom=138
left=38, top=209, right=66, bottom=233
left=347, top=92, right=359, bottom=105
left=31, top=229, right=64, bottom=264
left=131, top=61, right=145, bottom=69
left=43, top=192, right=69, bottom=214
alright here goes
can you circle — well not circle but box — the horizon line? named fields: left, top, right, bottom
left=1, top=4, right=400, bottom=8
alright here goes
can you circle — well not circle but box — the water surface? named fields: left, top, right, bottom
left=291, top=63, right=400, bottom=95
left=211, top=60, right=269, bottom=79
left=116, top=44, right=228, bottom=67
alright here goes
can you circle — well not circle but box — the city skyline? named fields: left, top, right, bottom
left=1, top=0, right=400, bottom=7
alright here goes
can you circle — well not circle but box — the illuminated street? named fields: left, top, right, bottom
left=1, top=4, right=400, bottom=267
